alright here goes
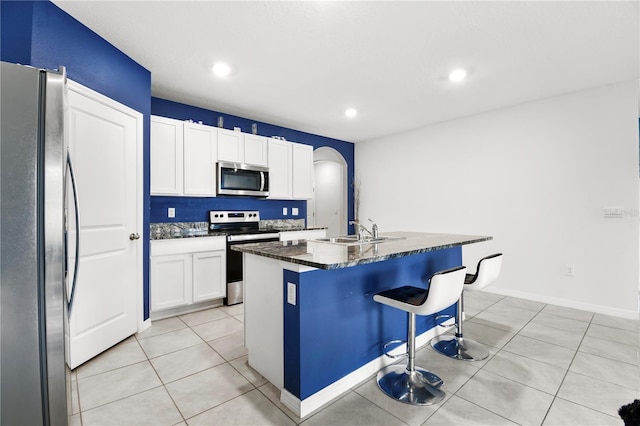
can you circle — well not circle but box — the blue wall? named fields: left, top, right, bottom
left=2, top=1, right=356, bottom=321
left=150, top=97, right=355, bottom=224
left=2, top=0, right=153, bottom=318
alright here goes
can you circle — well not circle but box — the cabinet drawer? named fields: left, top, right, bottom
left=151, top=236, right=226, bottom=256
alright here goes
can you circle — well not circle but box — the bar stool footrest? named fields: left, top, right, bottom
left=382, top=340, right=407, bottom=359
left=434, top=314, right=455, bottom=327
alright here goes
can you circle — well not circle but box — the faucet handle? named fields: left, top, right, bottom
left=368, top=218, right=379, bottom=238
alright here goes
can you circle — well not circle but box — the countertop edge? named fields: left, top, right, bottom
left=234, top=235, right=492, bottom=269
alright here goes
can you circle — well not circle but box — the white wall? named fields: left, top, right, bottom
left=356, top=81, right=639, bottom=318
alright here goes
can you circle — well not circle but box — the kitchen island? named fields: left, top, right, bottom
left=233, top=231, right=491, bottom=417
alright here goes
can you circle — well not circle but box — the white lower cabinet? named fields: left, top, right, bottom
left=151, top=237, right=226, bottom=313
left=192, top=250, right=225, bottom=302
left=150, top=253, right=192, bottom=311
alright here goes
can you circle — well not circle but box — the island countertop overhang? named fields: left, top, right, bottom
left=231, top=231, right=492, bottom=269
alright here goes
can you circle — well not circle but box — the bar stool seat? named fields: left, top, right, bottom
left=373, top=265, right=467, bottom=405
left=431, top=253, right=503, bottom=361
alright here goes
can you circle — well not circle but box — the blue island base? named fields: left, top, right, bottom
left=279, top=247, right=461, bottom=416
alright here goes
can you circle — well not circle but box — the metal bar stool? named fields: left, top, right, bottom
left=373, top=265, right=467, bottom=405
left=431, top=253, right=503, bottom=361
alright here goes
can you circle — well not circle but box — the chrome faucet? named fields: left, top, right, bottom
left=349, top=218, right=379, bottom=240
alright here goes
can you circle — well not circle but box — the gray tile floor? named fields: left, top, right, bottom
left=69, top=292, right=640, bottom=425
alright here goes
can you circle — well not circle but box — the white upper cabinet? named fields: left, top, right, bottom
left=151, top=116, right=183, bottom=195
left=292, top=142, right=314, bottom=199
left=218, top=130, right=268, bottom=166
left=183, top=122, right=218, bottom=196
left=217, top=129, right=244, bottom=163
left=151, top=116, right=218, bottom=197
left=152, top=115, right=313, bottom=199
left=267, top=138, right=292, bottom=199
left=268, top=139, right=314, bottom=200
left=243, top=134, right=269, bottom=166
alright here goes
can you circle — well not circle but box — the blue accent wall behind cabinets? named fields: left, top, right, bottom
left=2, top=0, right=153, bottom=319
left=151, top=97, right=355, bottom=223
left=150, top=196, right=307, bottom=223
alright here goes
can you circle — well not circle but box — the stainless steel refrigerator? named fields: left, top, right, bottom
left=1, top=61, right=76, bottom=425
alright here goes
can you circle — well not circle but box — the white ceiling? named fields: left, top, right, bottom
left=52, top=1, right=639, bottom=143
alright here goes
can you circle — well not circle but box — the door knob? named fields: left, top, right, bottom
left=129, top=233, right=140, bottom=241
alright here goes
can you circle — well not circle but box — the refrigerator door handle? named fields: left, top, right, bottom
left=66, top=151, right=80, bottom=316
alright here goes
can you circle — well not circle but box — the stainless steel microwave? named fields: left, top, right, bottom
left=217, top=162, right=270, bottom=197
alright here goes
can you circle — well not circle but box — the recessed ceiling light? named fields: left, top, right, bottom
left=345, top=108, right=357, bottom=118
left=448, top=68, right=467, bottom=83
left=212, top=62, right=231, bottom=78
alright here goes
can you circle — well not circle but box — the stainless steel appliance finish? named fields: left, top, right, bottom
left=217, top=162, right=270, bottom=197
left=209, top=211, right=280, bottom=305
left=1, top=61, right=72, bottom=425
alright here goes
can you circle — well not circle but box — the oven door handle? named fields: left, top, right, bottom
left=227, top=233, right=280, bottom=242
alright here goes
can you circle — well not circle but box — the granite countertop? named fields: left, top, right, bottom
left=231, top=231, right=492, bottom=270
left=150, top=221, right=327, bottom=240
left=150, top=222, right=224, bottom=240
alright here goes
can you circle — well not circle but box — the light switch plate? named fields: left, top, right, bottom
left=603, top=206, right=624, bottom=218
left=287, top=282, right=296, bottom=305
left=168, top=207, right=175, bottom=218
left=292, top=207, right=299, bottom=216
left=283, top=207, right=288, bottom=216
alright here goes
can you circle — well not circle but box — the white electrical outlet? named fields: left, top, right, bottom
left=566, top=264, right=575, bottom=276
left=292, top=207, right=299, bottom=216
left=287, top=282, right=296, bottom=305
left=283, top=207, right=288, bottom=216
left=168, top=207, right=175, bottom=218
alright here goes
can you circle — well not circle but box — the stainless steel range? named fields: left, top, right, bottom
left=209, top=210, right=280, bottom=305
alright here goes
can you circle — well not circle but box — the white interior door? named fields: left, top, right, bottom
left=67, top=81, right=142, bottom=369
left=314, top=160, right=345, bottom=237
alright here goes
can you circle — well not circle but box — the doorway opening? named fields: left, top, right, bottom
left=309, top=147, right=348, bottom=237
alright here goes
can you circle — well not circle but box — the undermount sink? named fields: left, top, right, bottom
left=311, top=235, right=405, bottom=246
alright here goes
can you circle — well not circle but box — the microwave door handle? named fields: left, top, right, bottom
left=260, top=171, right=265, bottom=191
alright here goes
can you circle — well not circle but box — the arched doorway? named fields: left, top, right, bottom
left=309, top=147, right=348, bottom=237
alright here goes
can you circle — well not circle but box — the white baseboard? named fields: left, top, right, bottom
left=279, top=324, right=451, bottom=418
left=484, top=287, right=640, bottom=319
left=149, top=299, right=224, bottom=321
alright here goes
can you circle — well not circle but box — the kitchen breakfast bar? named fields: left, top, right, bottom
left=233, top=231, right=491, bottom=417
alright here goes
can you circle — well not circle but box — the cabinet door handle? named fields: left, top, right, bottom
left=129, top=233, right=140, bottom=241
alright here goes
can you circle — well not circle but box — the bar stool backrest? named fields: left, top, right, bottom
left=466, top=253, right=503, bottom=291
left=417, top=266, right=467, bottom=316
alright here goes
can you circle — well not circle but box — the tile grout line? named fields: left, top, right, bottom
left=174, top=312, right=261, bottom=424
left=423, top=295, right=518, bottom=424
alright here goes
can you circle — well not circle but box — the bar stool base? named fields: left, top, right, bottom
left=376, top=364, right=446, bottom=405
left=430, top=335, right=490, bottom=361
